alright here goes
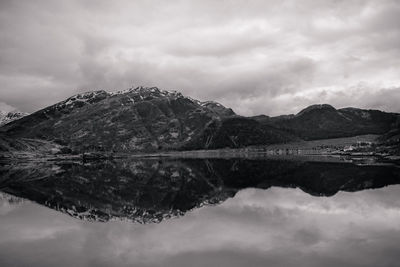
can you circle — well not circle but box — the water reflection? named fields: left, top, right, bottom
left=1, top=157, right=399, bottom=223
left=1, top=185, right=400, bottom=267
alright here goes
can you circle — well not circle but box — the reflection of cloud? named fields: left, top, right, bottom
left=1, top=186, right=400, bottom=266
left=0, top=201, right=81, bottom=244
left=0, top=0, right=400, bottom=115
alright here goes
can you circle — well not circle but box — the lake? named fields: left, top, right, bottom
left=1, top=156, right=400, bottom=267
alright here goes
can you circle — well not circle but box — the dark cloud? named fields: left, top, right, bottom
left=0, top=0, right=399, bottom=115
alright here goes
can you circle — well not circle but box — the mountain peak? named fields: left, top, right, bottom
left=111, top=86, right=183, bottom=99
left=297, top=104, right=336, bottom=116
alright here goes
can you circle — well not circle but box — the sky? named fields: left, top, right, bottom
left=0, top=0, right=399, bottom=116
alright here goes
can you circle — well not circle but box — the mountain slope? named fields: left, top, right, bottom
left=184, top=117, right=298, bottom=149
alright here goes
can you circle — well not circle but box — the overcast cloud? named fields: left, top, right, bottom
left=0, top=0, right=399, bottom=115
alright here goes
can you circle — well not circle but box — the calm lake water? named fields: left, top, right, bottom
left=1, top=157, right=400, bottom=267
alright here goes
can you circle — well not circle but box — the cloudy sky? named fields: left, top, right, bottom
left=0, top=0, right=399, bottom=116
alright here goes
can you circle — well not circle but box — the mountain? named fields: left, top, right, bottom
left=0, top=87, right=244, bottom=152
left=0, top=88, right=398, bottom=154
left=1, top=158, right=399, bottom=223
left=254, top=104, right=399, bottom=140
left=0, top=110, right=28, bottom=126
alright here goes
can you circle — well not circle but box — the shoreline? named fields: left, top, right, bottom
left=1, top=134, right=398, bottom=165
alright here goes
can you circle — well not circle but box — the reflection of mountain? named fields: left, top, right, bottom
left=1, top=158, right=399, bottom=223
left=0, top=191, right=26, bottom=205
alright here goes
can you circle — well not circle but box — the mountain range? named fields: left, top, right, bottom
left=0, top=86, right=399, bottom=154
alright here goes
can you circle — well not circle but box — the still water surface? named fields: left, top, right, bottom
left=1, top=157, right=400, bottom=267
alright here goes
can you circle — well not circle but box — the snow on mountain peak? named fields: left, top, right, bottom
left=110, top=86, right=184, bottom=100
left=0, top=110, right=29, bottom=126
